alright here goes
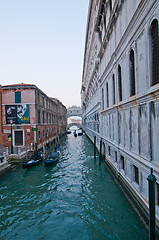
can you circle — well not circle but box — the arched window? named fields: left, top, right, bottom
left=118, top=65, right=122, bottom=102
left=151, top=19, right=159, bottom=86
left=112, top=74, right=115, bottom=105
left=130, top=49, right=136, bottom=96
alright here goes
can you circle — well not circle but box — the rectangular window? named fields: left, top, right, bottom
left=15, top=92, right=21, bottom=103
left=42, top=97, right=44, bottom=107
left=46, top=113, right=48, bottom=123
left=115, top=151, right=117, bottom=162
left=39, top=131, right=41, bottom=139
left=156, top=183, right=159, bottom=205
left=106, top=82, right=109, bottom=107
left=134, top=165, right=139, bottom=184
left=102, top=88, right=104, bottom=110
left=130, top=50, right=136, bottom=96
left=151, top=19, right=159, bottom=86
left=112, top=74, right=115, bottom=105
left=118, top=65, right=122, bottom=102
left=121, top=155, right=124, bottom=170
left=43, top=112, right=45, bottom=123
left=38, top=110, right=41, bottom=124
left=38, top=93, right=40, bottom=104
left=108, top=146, right=111, bottom=156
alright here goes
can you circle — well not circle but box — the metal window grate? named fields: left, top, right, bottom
left=151, top=19, right=159, bottom=86
left=156, top=183, right=159, bottom=205
left=134, top=165, right=139, bottom=184
left=130, top=50, right=136, bottom=96
left=118, top=65, right=122, bottom=101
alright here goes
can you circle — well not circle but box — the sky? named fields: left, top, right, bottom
left=0, top=0, right=89, bottom=108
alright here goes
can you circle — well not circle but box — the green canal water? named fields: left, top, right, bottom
left=0, top=132, right=148, bottom=240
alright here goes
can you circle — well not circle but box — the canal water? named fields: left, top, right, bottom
left=0, top=131, right=148, bottom=240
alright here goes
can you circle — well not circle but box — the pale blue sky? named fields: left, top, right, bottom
left=0, top=0, right=89, bottom=108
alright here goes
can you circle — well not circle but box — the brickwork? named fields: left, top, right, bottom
left=2, top=83, right=67, bottom=150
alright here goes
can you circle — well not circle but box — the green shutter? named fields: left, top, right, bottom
left=15, top=92, right=21, bottom=103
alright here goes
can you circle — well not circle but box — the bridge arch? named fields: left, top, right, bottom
left=67, top=123, right=82, bottom=129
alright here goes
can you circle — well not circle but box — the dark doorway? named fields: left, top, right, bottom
left=15, top=130, right=23, bottom=146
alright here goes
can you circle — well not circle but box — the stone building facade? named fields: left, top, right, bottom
left=81, top=0, right=159, bottom=223
left=2, top=83, right=67, bottom=151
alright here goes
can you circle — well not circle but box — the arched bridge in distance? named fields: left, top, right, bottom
left=67, top=106, right=82, bottom=129
left=67, top=106, right=82, bottom=118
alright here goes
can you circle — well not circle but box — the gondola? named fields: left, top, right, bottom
left=44, top=146, right=60, bottom=166
left=44, top=155, right=59, bottom=166
left=73, top=130, right=77, bottom=137
left=22, top=153, right=43, bottom=169
left=78, top=132, right=83, bottom=136
left=67, top=130, right=71, bottom=134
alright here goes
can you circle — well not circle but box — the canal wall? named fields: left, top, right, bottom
left=84, top=131, right=159, bottom=234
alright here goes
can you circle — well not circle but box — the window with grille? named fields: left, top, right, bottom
left=106, top=82, right=109, bottom=107
left=130, top=49, right=136, bottom=96
left=115, top=151, right=117, bottom=162
left=151, top=19, right=159, bottom=86
left=134, top=165, right=139, bottom=184
left=121, top=155, right=124, bottom=170
left=112, top=74, right=115, bottom=104
left=102, top=88, right=104, bottom=110
left=118, top=65, right=122, bottom=102
left=156, top=183, right=159, bottom=205
left=108, top=146, right=111, bottom=156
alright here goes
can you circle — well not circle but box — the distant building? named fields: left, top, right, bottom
left=0, top=85, right=2, bottom=146
left=69, top=119, right=82, bottom=125
left=2, top=83, right=67, bottom=151
left=81, top=0, right=159, bottom=224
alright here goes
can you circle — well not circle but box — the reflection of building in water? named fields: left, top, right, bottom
left=81, top=0, right=159, bottom=227
left=2, top=83, right=67, bottom=149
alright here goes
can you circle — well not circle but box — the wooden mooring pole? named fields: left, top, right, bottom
left=94, top=136, right=96, bottom=158
left=147, top=168, right=156, bottom=240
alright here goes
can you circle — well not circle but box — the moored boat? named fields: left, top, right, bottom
left=73, top=130, right=77, bottom=137
left=44, top=156, right=58, bottom=166
left=44, top=146, right=60, bottom=166
left=78, top=132, right=83, bottom=136
left=22, top=153, right=43, bottom=169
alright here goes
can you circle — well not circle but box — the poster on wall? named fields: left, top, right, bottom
left=5, top=105, right=17, bottom=124
left=5, top=104, right=30, bottom=124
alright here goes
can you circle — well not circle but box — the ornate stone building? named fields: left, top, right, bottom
left=81, top=0, right=159, bottom=223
